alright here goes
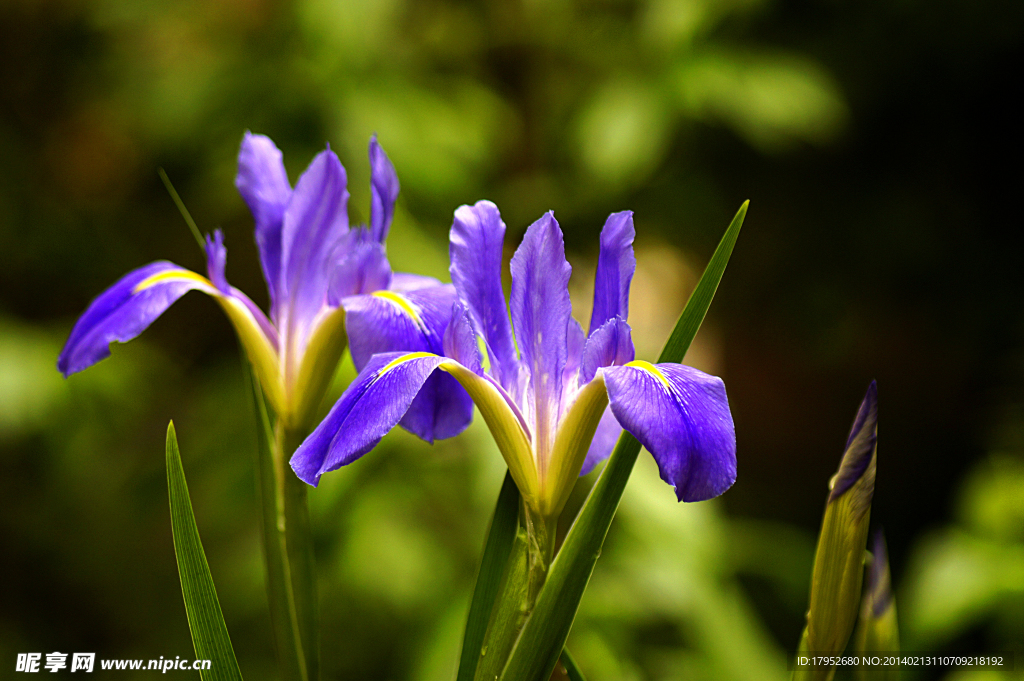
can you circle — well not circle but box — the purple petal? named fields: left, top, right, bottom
left=604, top=362, right=736, bottom=502
left=327, top=228, right=392, bottom=303
left=368, top=135, right=400, bottom=243
left=560, top=317, right=587, bottom=409
left=58, top=262, right=217, bottom=377
left=830, top=380, right=878, bottom=501
left=204, top=229, right=230, bottom=294
left=343, top=285, right=458, bottom=371
left=579, top=405, right=622, bottom=476
left=203, top=229, right=279, bottom=345
left=290, top=351, right=451, bottom=486
left=235, top=132, right=292, bottom=320
left=280, top=146, right=350, bottom=333
left=390, top=272, right=443, bottom=292
left=510, top=211, right=573, bottom=448
left=443, top=302, right=483, bottom=375
left=589, top=211, right=635, bottom=335
left=450, top=201, right=518, bottom=388
left=580, top=317, right=635, bottom=384
left=342, top=285, right=471, bottom=442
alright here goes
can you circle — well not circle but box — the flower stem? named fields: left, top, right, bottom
left=256, top=421, right=319, bottom=681
left=473, top=501, right=557, bottom=681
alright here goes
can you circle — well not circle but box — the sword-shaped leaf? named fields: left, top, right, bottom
left=166, top=422, right=243, bottom=681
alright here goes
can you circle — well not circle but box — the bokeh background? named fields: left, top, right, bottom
left=1, top=0, right=1022, bottom=678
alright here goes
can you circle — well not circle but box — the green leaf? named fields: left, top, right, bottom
left=560, top=648, right=587, bottom=681
left=456, top=471, right=521, bottom=681
left=498, top=201, right=748, bottom=681
left=165, top=422, right=243, bottom=681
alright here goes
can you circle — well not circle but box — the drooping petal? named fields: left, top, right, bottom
left=58, top=262, right=220, bottom=377
left=588, top=211, right=635, bottom=335
left=291, top=352, right=450, bottom=486
left=450, top=201, right=518, bottom=388
left=280, top=146, right=349, bottom=334
left=509, top=211, right=573, bottom=454
left=390, top=272, right=443, bottom=292
left=604, top=361, right=736, bottom=502
left=327, top=228, right=392, bottom=303
left=343, top=286, right=457, bottom=370
left=235, top=132, right=292, bottom=319
left=342, top=285, right=470, bottom=441
left=580, top=317, right=635, bottom=384
left=579, top=405, right=622, bottom=475
left=368, top=135, right=400, bottom=243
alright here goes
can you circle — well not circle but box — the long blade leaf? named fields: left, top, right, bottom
left=499, top=201, right=748, bottom=681
left=560, top=648, right=587, bottom=681
left=166, top=421, right=243, bottom=681
left=456, top=470, right=521, bottom=681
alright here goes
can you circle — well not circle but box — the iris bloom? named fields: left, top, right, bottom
left=292, top=200, right=736, bottom=519
left=58, top=133, right=467, bottom=434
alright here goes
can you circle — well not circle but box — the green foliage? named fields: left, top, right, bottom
left=457, top=472, right=520, bottom=681
left=165, top=422, right=243, bottom=681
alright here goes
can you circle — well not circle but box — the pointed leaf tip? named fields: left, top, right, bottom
left=165, top=421, right=243, bottom=681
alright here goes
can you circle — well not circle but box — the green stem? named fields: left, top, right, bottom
left=256, top=420, right=319, bottom=681
left=523, top=503, right=557, bottom=612
left=473, top=502, right=557, bottom=681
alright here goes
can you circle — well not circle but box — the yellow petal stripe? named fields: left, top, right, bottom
left=372, top=290, right=426, bottom=329
left=376, top=351, right=439, bottom=379
left=133, top=269, right=216, bottom=294
left=624, top=359, right=671, bottom=390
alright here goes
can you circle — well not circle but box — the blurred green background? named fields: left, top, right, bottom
left=1, top=0, right=1022, bottom=678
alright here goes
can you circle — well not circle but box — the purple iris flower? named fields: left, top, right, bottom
left=292, top=200, right=736, bottom=518
left=58, top=133, right=469, bottom=434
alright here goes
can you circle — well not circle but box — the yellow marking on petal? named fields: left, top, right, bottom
left=134, top=269, right=214, bottom=293
left=372, top=290, right=425, bottom=329
left=376, top=351, right=438, bottom=379
left=625, top=359, right=671, bottom=389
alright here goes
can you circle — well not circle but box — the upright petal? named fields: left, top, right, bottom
left=58, top=262, right=219, bottom=377
left=280, top=146, right=350, bottom=334
left=560, top=317, right=587, bottom=414
left=580, top=317, right=635, bottom=384
left=204, top=229, right=279, bottom=346
left=510, top=211, right=573, bottom=455
left=450, top=201, right=518, bottom=388
left=342, top=285, right=471, bottom=442
left=204, top=229, right=230, bottom=294
left=589, top=211, right=635, bottom=335
left=235, top=132, right=292, bottom=319
left=390, top=272, right=443, bottom=292
left=327, top=228, right=392, bottom=303
left=443, top=302, right=484, bottom=375
left=291, top=352, right=450, bottom=486
left=368, top=135, right=400, bottom=243
left=604, top=361, right=736, bottom=502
